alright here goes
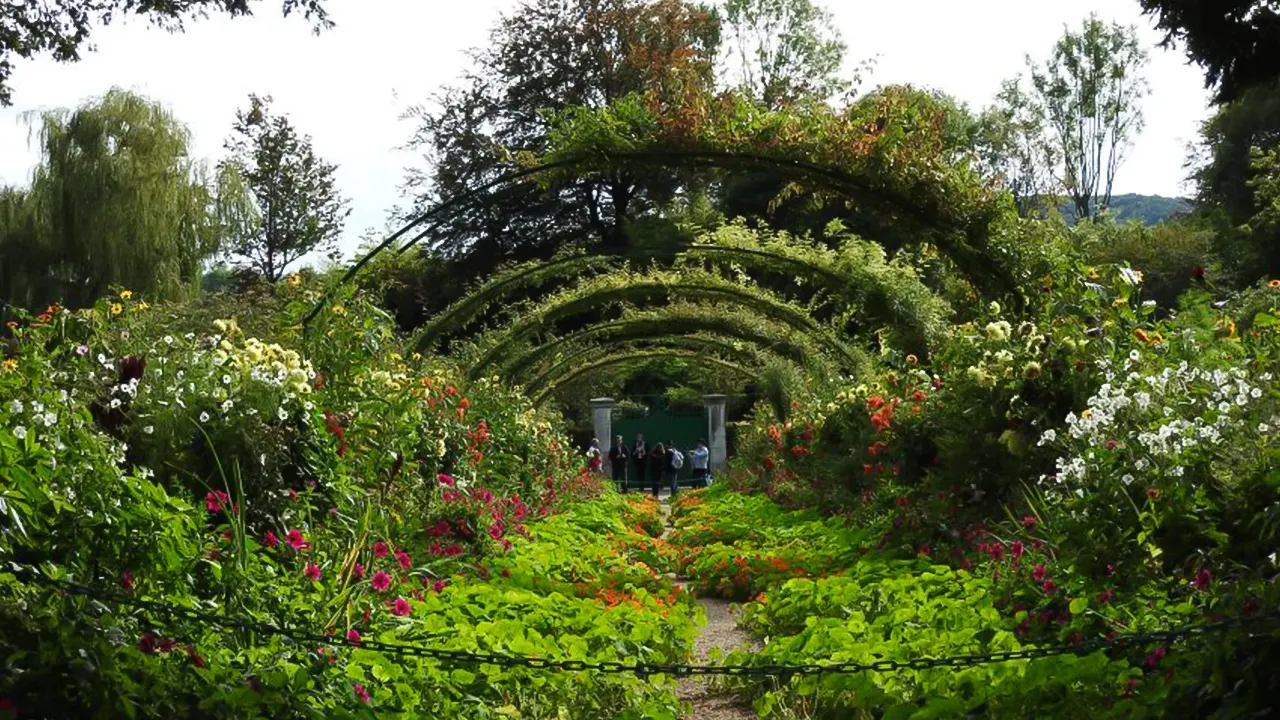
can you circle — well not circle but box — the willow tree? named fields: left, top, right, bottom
left=0, top=89, right=247, bottom=310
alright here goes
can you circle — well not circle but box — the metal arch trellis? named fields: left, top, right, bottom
left=7, top=566, right=1280, bottom=680
left=529, top=349, right=759, bottom=405
left=302, top=148, right=1014, bottom=332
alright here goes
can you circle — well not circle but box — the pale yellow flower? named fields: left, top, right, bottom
left=110, top=303, right=123, bottom=316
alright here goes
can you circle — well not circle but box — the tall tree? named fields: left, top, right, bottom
left=1019, top=14, right=1149, bottom=221
left=401, top=0, right=720, bottom=293
left=719, top=0, right=848, bottom=107
left=973, top=79, right=1058, bottom=216
left=1139, top=0, right=1280, bottom=105
left=0, top=88, right=244, bottom=310
left=0, top=1, right=331, bottom=106
left=220, top=94, right=349, bottom=282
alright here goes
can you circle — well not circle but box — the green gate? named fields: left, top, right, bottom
left=611, top=408, right=705, bottom=489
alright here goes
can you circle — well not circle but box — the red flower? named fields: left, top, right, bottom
left=1105, top=563, right=1114, bottom=576
left=437, top=473, right=455, bottom=486
left=264, top=530, right=279, bottom=548
left=1098, top=589, right=1113, bottom=605
left=1021, top=515, right=1037, bottom=528
left=912, top=390, right=926, bottom=401
left=346, top=629, right=361, bottom=645
left=353, top=563, right=366, bottom=579
left=371, top=571, right=392, bottom=592
left=396, top=550, right=413, bottom=570
left=1010, top=541, right=1024, bottom=559
left=868, top=441, right=888, bottom=457
left=1105, top=439, right=1118, bottom=450
left=1146, top=647, right=1166, bottom=668
left=185, top=646, right=206, bottom=668
left=391, top=597, right=411, bottom=617
left=1032, top=564, right=1046, bottom=582
left=917, top=544, right=932, bottom=556
left=431, top=579, right=448, bottom=593
left=304, top=564, right=322, bottom=582
left=122, top=570, right=135, bottom=593
left=894, top=495, right=908, bottom=508
left=354, top=682, right=371, bottom=704
left=373, top=541, right=390, bottom=558
left=867, top=396, right=885, bottom=410
left=762, top=456, right=775, bottom=470
left=287, top=529, right=308, bottom=551
left=1041, top=579, right=1055, bottom=595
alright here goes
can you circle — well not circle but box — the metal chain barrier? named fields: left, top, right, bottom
left=5, top=565, right=1279, bottom=679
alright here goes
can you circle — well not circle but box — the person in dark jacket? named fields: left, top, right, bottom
left=648, top=443, right=665, bottom=498
left=632, top=434, right=647, bottom=491
left=608, top=435, right=629, bottom=492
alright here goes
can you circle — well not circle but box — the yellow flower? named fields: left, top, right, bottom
left=331, top=304, right=346, bottom=316
left=287, top=274, right=302, bottom=286
left=1, top=358, right=17, bottom=373
left=136, top=301, right=150, bottom=311
left=119, top=290, right=133, bottom=300
left=110, top=303, right=123, bottom=316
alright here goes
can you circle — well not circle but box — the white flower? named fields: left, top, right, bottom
left=1260, top=423, right=1273, bottom=434
left=8, top=399, right=22, bottom=414
left=144, top=425, right=155, bottom=435
left=1129, top=350, right=1140, bottom=362
left=1142, top=300, right=1156, bottom=309
left=1170, top=466, right=1185, bottom=477
left=199, top=412, right=210, bottom=423
left=221, top=399, right=234, bottom=413
left=1121, top=474, right=1134, bottom=485
left=277, top=407, right=288, bottom=421
left=109, top=398, right=122, bottom=409
left=222, top=375, right=231, bottom=385
left=1251, top=387, right=1262, bottom=399
left=41, top=412, right=56, bottom=427
left=1218, top=401, right=1231, bottom=413
left=1038, top=429, right=1057, bottom=446
left=97, top=353, right=106, bottom=365
left=164, top=335, right=174, bottom=345
left=13, top=426, right=28, bottom=440
left=1135, top=458, right=1149, bottom=471
left=32, top=401, right=43, bottom=413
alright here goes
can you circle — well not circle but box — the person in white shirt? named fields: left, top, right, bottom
left=690, top=438, right=710, bottom=487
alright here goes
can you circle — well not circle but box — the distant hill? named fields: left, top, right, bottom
left=1057, top=194, right=1193, bottom=225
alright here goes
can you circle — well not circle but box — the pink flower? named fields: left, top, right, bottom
left=1021, top=515, right=1037, bottom=528
left=431, top=579, right=448, bottom=593
left=354, top=682, right=371, bottom=704
left=287, top=529, right=307, bottom=551
left=396, top=550, right=413, bottom=569
left=501, top=539, right=512, bottom=552
left=264, top=530, right=279, bottom=548
left=373, top=541, right=389, bottom=558
left=371, top=571, right=392, bottom=592
left=437, top=473, right=455, bottom=486
left=205, top=490, right=229, bottom=512
left=391, top=597, right=411, bottom=617
left=346, top=629, right=361, bottom=645
left=304, top=564, right=322, bottom=582
left=353, top=563, right=366, bottom=579
left=1098, top=589, right=1113, bottom=605
left=1010, top=541, right=1024, bottom=559
left=1192, top=568, right=1212, bottom=591
left=1146, top=647, right=1166, bottom=668
left=1032, top=564, right=1046, bottom=582
left=917, top=544, right=931, bottom=556
left=122, top=569, right=135, bottom=593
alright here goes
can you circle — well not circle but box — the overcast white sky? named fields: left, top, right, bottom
left=0, top=0, right=1212, bottom=261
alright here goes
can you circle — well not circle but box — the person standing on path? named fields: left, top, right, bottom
left=648, top=443, right=665, bottom=498
left=689, top=438, right=710, bottom=487
left=665, top=440, right=682, bottom=497
left=608, top=435, right=629, bottom=493
left=633, top=434, right=647, bottom=492
left=586, top=438, right=603, bottom=475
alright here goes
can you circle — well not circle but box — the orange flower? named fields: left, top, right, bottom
left=1269, top=279, right=1280, bottom=289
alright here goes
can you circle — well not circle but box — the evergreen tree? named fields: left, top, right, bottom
left=220, top=94, right=349, bottom=282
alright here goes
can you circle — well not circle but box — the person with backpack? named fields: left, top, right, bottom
left=665, top=440, right=683, bottom=496
left=690, top=438, right=710, bottom=487
left=648, top=443, right=665, bottom=498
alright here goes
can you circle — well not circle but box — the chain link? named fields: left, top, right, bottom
left=5, top=566, right=1278, bottom=679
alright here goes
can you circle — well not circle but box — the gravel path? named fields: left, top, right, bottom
left=657, top=494, right=759, bottom=720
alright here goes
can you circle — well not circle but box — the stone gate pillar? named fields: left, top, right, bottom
left=703, top=394, right=727, bottom=474
left=589, top=398, right=615, bottom=478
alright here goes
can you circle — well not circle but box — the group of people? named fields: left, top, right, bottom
left=585, top=434, right=710, bottom=497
